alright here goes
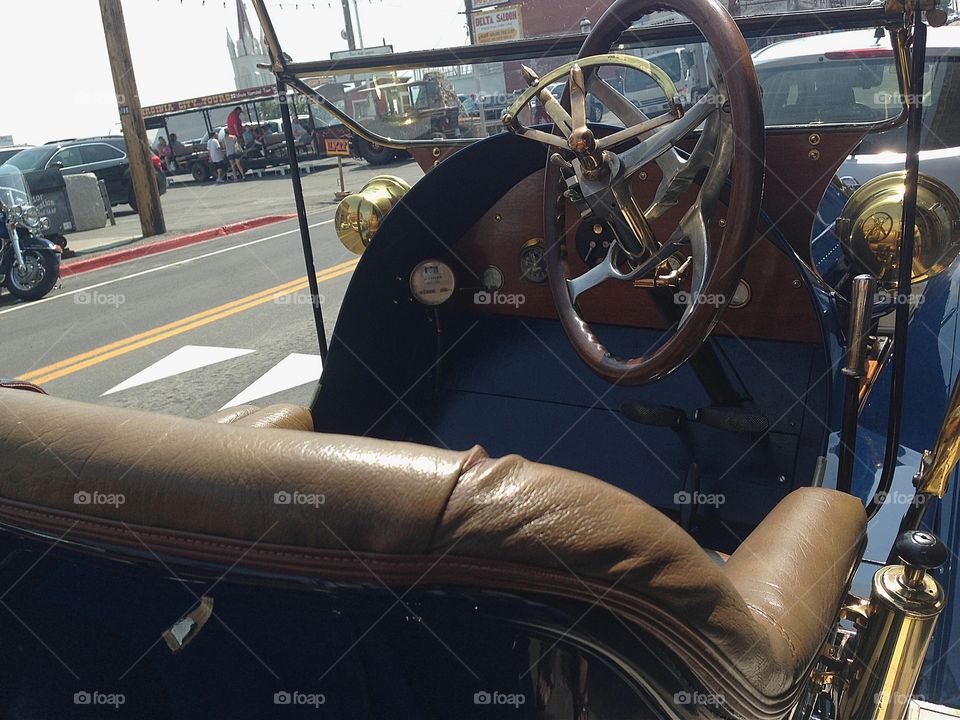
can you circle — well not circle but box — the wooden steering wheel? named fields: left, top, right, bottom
left=505, top=0, right=764, bottom=385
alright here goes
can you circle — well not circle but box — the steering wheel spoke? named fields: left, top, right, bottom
left=619, top=87, right=721, bottom=180
left=567, top=237, right=681, bottom=303
left=645, top=109, right=722, bottom=221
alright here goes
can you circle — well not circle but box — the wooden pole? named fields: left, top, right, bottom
left=99, top=0, right=165, bottom=237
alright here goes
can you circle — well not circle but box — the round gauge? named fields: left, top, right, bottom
left=729, top=280, right=751, bottom=309
left=409, top=259, right=456, bottom=306
left=576, top=219, right=616, bottom=267
left=481, top=265, right=504, bottom=292
left=519, top=240, right=548, bottom=284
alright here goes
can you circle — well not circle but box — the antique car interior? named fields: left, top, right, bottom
left=1, top=0, right=958, bottom=717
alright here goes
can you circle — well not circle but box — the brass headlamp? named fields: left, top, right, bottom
left=335, top=175, right=411, bottom=255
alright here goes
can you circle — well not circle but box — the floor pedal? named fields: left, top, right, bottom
left=621, top=403, right=685, bottom=430
left=694, top=407, right=769, bottom=435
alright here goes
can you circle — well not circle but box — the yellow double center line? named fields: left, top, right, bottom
left=20, top=258, right=359, bottom=386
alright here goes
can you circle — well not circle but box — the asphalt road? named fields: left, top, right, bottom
left=1, top=158, right=424, bottom=418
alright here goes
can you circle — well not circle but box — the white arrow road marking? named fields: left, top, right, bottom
left=221, top=353, right=323, bottom=409
left=103, top=345, right=255, bottom=396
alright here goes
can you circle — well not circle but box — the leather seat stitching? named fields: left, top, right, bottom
left=744, top=601, right=798, bottom=665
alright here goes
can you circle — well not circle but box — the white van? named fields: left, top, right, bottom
left=622, top=45, right=710, bottom=116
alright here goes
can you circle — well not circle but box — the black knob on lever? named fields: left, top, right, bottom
left=895, top=530, right=948, bottom=589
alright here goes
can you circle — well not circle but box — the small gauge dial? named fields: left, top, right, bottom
left=409, top=259, right=456, bottom=306
left=729, top=280, right=752, bottom=309
left=519, top=240, right=548, bottom=284
left=576, top=219, right=616, bottom=267
left=481, top=265, right=504, bottom=292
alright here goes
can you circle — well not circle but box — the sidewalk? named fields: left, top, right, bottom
left=60, top=157, right=424, bottom=259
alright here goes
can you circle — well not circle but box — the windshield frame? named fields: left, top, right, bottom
left=249, top=2, right=902, bottom=151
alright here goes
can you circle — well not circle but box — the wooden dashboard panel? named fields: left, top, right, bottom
left=443, top=129, right=869, bottom=345
left=448, top=167, right=821, bottom=344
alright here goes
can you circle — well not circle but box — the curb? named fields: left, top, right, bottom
left=59, top=214, right=297, bottom=278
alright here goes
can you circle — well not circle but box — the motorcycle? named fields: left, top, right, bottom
left=0, top=164, right=61, bottom=302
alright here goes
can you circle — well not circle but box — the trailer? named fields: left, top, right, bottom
left=142, top=85, right=356, bottom=181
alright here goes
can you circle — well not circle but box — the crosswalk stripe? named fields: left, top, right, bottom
left=102, top=346, right=255, bottom=396
left=220, top=353, right=323, bottom=409
left=20, top=260, right=358, bottom=386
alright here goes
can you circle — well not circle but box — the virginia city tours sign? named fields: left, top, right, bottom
left=472, top=6, right=525, bottom=44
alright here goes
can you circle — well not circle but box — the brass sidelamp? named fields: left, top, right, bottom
left=836, top=171, right=960, bottom=288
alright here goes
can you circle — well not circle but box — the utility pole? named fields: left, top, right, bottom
left=352, top=0, right=365, bottom=50
left=340, top=0, right=357, bottom=50
left=99, top=0, right=165, bottom=237
left=464, top=0, right=476, bottom=44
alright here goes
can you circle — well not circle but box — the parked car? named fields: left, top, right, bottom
left=0, top=146, right=34, bottom=166
left=4, top=136, right=167, bottom=212
left=754, top=26, right=960, bottom=189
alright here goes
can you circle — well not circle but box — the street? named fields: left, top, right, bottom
left=1, top=158, right=423, bottom=418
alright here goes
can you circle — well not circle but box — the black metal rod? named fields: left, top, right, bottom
left=866, top=14, right=927, bottom=520
left=837, top=380, right=862, bottom=493
left=276, top=77, right=329, bottom=361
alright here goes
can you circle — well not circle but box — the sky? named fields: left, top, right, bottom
left=2, top=0, right=468, bottom=146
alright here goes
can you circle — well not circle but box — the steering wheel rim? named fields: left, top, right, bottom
left=541, top=0, right=764, bottom=385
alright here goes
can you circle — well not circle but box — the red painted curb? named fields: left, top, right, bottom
left=59, top=214, right=297, bottom=278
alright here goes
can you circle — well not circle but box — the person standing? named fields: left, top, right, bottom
left=155, top=136, right=174, bottom=175
left=207, top=131, right=227, bottom=184
left=227, top=106, right=245, bottom=139
left=219, top=127, right=245, bottom=181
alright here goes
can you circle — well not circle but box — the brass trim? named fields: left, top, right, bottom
left=916, top=376, right=960, bottom=497
left=503, top=54, right=682, bottom=141
left=838, top=566, right=946, bottom=720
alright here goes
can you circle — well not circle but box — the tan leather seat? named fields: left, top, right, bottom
left=204, top=403, right=313, bottom=431
left=0, top=389, right=865, bottom=718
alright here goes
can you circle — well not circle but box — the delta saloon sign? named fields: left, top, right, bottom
left=472, top=5, right=524, bottom=44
